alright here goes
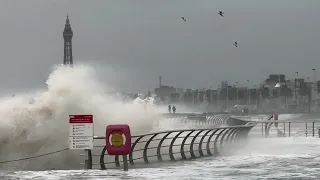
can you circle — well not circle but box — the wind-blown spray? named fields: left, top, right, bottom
left=0, top=64, right=162, bottom=170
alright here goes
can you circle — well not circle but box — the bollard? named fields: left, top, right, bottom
left=283, top=122, right=286, bottom=135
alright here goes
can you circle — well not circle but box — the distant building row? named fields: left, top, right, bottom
left=154, top=74, right=320, bottom=105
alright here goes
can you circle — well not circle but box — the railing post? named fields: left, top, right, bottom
left=84, top=149, right=92, bottom=169
left=306, top=122, right=308, bottom=137
left=264, top=123, right=268, bottom=137
left=100, top=147, right=107, bottom=170
left=312, top=122, right=315, bottom=137
left=289, top=122, right=291, bottom=137
left=123, top=155, right=128, bottom=171
left=283, top=122, right=286, bottom=136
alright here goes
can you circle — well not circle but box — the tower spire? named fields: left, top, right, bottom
left=66, top=14, right=69, bottom=24
left=63, top=15, right=73, bottom=66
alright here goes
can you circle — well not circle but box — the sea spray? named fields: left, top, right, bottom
left=0, top=64, right=161, bottom=170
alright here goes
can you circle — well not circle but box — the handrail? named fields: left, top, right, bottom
left=160, top=114, right=255, bottom=127
left=249, top=120, right=320, bottom=138
left=160, top=116, right=230, bottom=128
left=93, top=124, right=254, bottom=139
left=248, top=120, right=312, bottom=123
left=88, top=124, right=254, bottom=170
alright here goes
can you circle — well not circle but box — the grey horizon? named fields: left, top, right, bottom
left=0, top=0, right=319, bottom=94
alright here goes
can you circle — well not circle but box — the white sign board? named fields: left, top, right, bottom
left=69, top=115, right=94, bottom=149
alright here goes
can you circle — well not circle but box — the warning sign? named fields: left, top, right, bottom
left=69, top=115, right=94, bottom=150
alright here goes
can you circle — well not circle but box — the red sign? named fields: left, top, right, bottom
left=69, top=115, right=93, bottom=123
left=106, top=124, right=131, bottom=155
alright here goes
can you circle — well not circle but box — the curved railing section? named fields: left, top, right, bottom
left=86, top=125, right=254, bottom=170
left=160, top=113, right=253, bottom=128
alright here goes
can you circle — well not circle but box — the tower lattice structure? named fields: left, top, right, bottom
left=63, top=15, right=73, bottom=66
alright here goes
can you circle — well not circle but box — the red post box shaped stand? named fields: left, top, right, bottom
left=106, top=124, right=131, bottom=156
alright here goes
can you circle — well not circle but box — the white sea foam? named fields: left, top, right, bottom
left=0, top=64, right=164, bottom=170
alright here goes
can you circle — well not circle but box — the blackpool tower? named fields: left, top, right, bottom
left=63, top=15, right=73, bottom=66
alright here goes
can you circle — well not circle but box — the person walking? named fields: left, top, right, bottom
left=172, top=106, right=176, bottom=113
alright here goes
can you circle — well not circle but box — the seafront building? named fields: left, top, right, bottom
left=154, top=74, right=320, bottom=113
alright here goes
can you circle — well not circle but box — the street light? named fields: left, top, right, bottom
left=312, top=68, right=316, bottom=112
left=254, top=85, right=258, bottom=107
left=294, top=72, right=299, bottom=104
left=247, top=80, right=250, bottom=105
left=307, top=77, right=312, bottom=113
left=226, top=81, right=229, bottom=109
left=235, top=82, right=239, bottom=105
left=217, top=85, right=220, bottom=109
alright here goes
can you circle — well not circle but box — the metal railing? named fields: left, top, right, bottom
left=159, top=114, right=230, bottom=127
left=248, top=121, right=320, bottom=138
left=84, top=125, right=254, bottom=170
left=158, top=114, right=253, bottom=128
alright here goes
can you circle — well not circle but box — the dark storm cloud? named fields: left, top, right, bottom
left=0, top=0, right=319, bottom=93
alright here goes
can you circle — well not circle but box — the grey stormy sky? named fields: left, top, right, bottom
left=0, top=0, right=319, bottom=93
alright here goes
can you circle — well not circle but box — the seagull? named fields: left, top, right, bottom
left=181, top=17, right=186, bottom=22
left=233, top=42, right=238, bottom=47
left=218, top=11, right=224, bottom=17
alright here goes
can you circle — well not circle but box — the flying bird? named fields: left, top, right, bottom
left=233, top=42, right=238, bottom=47
left=181, top=17, right=186, bottom=22
left=218, top=11, right=224, bottom=17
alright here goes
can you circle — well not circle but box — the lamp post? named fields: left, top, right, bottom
left=259, top=84, right=262, bottom=111
left=278, top=74, right=281, bottom=105
left=235, top=82, right=239, bottom=105
left=254, top=85, right=258, bottom=107
left=217, top=85, right=220, bottom=109
left=210, top=86, right=213, bottom=104
left=294, top=72, right=299, bottom=104
left=284, top=77, right=287, bottom=110
left=247, top=80, right=250, bottom=105
left=226, top=82, right=229, bottom=109
left=307, top=77, right=311, bottom=113
left=312, top=68, right=316, bottom=112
